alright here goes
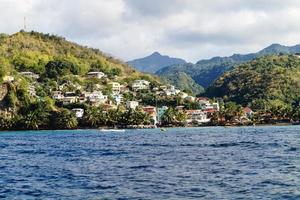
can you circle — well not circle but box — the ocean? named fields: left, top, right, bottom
left=0, top=126, right=299, bottom=199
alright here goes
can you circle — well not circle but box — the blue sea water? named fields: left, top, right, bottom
left=0, top=126, right=299, bottom=199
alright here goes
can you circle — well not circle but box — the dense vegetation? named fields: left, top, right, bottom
left=206, top=55, right=300, bottom=118
left=0, top=31, right=159, bottom=80
left=156, top=44, right=300, bottom=90
left=160, top=71, right=204, bottom=95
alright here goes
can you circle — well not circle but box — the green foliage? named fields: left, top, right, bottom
left=206, top=55, right=300, bottom=112
left=51, top=108, right=78, bottom=129
left=160, top=71, right=204, bottom=95
left=44, top=60, right=80, bottom=79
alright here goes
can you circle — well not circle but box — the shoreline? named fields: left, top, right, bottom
left=0, top=123, right=299, bottom=132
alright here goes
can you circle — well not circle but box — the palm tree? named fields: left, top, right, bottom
left=51, top=109, right=78, bottom=129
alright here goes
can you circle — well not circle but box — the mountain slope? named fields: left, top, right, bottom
left=127, top=52, right=186, bottom=73
left=161, top=71, right=204, bottom=94
left=156, top=44, right=300, bottom=88
left=205, top=55, right=300, bottom=107
left=0, top=31, right=156, bottom=81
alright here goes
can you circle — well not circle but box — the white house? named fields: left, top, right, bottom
left=185, top=110, right=210, bottom=124
left=28, top=85, right=36, bottom=97
left=132, top=80, right=150, bottom=91
left=83, top=91, right=108, bottom=105
left=126, top=101, right=139, bottom=110
left=87, top=71, right=106, bottom=79
left=72, top=108, right=84, bottom=118
left=63, top=96, right=79, bottom=105
left=108, top=82, right=121, bottom=95
left=52, top=91, right=64, bottom=100
left=20, top=72, right=39, bottom=79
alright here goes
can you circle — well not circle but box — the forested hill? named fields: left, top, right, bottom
left=205, top=55, right=300, bottom=110
left=156, top=43, right=300, bottom=89
left=0, top=31, right=155, bottom=81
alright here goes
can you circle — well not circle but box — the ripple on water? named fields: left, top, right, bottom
left=0, top=126, right=299, bottom=199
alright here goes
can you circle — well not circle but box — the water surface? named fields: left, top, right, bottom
left=0, top=126, right=299, bottom=199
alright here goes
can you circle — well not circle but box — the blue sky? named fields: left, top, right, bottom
left=0, top=0, right=300, bottom=62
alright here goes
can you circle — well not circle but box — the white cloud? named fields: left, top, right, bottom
left=0, top=0, right=300, bottom=62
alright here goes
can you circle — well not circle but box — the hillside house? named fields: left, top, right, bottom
left=132, top=80, right=150, bottom=91
left=72, top=108, right=84, bottom=118
left=87, top=71, right=106, bottom=79
left=126, top=101, right=139, bottom=110
left=83, top=91, right=108, bottom=105
left=20, top=72, right=39, bottom=79
left=108, top=82, right=121, bottom=95
left=52, top=91, right=64, bottom=100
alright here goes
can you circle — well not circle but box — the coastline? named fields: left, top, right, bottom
left=0, top=122, right=298, bottom=132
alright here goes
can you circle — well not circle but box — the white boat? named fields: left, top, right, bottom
left=99, top=129, right=126, bottom=132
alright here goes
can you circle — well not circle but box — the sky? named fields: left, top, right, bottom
left=0, top=0, right=300, bottom=62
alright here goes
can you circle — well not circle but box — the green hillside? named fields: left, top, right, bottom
left=160, top=71, right=204, bottom=94
left=0, top=31, right=165, bottom=130
left=206, top=55, right=300, bottom=111
left=156, top=44, right=300, bottom=89
left=0, top=31, right=155, bottom=81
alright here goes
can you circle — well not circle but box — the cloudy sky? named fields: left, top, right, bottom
left=0, top=0, right=300, bottom=62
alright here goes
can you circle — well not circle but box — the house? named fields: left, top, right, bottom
left=28, top=85, right=36, bottom=97
left=197, top=97, right=220, bottom=111
left=3, top=75, right=14, bottom=83
left=162, top=85, right=181, bottom=96
left=87, top=71, right=106, bottom=79
left=72, top=108, right=84, bottom=118
left=83, top=91, right=108, bottom=105
left=143, top=106, right=157, bottom=125
left=203, top=108, right=218, bottom=118
left=20, top=72, right=39, bottom=79
left=63, top=93, right=79, bottom=105
left=243, top=107, right=253, bottom=118
left=132, top=80, right=150, bottom=91
left=185, top=110, right=210, bottom=124
left=52, top=91, right=64, bottom=100
left=157, top=106, right=168, bottom=123
left=113, top=94, right=123, bottom=105
left=126, top=101, right=139, bottom=110
left=108, top=82, right=121, bottom=95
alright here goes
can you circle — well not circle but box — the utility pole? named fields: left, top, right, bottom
left=23, top=17, right=27, bottom=30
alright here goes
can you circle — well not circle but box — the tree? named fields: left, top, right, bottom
left=51, top=109, right=78, bottom=129
left=83, top=106, right=106, bottom=127
left=44, top=60, right=79, bottom=79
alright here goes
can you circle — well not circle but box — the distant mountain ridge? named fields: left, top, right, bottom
left=127, top=52, right=186, bottom=73
left=156, top=43, right=300, bottom=89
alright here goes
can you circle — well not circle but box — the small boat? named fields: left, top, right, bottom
left=160, top=128, right=167, bottom=132
left=99, top=129, right=125, bottom=132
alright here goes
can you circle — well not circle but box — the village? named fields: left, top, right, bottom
left=1, top=69, right=254, bottom=128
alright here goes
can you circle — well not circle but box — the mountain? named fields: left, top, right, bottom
left=161, top=71, right=204, bottom=94
left=205, top=55, right=300, bottom=108
left=127, top=52, right=187, bottom=73
left=156, top=44, right=300, bottom=89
